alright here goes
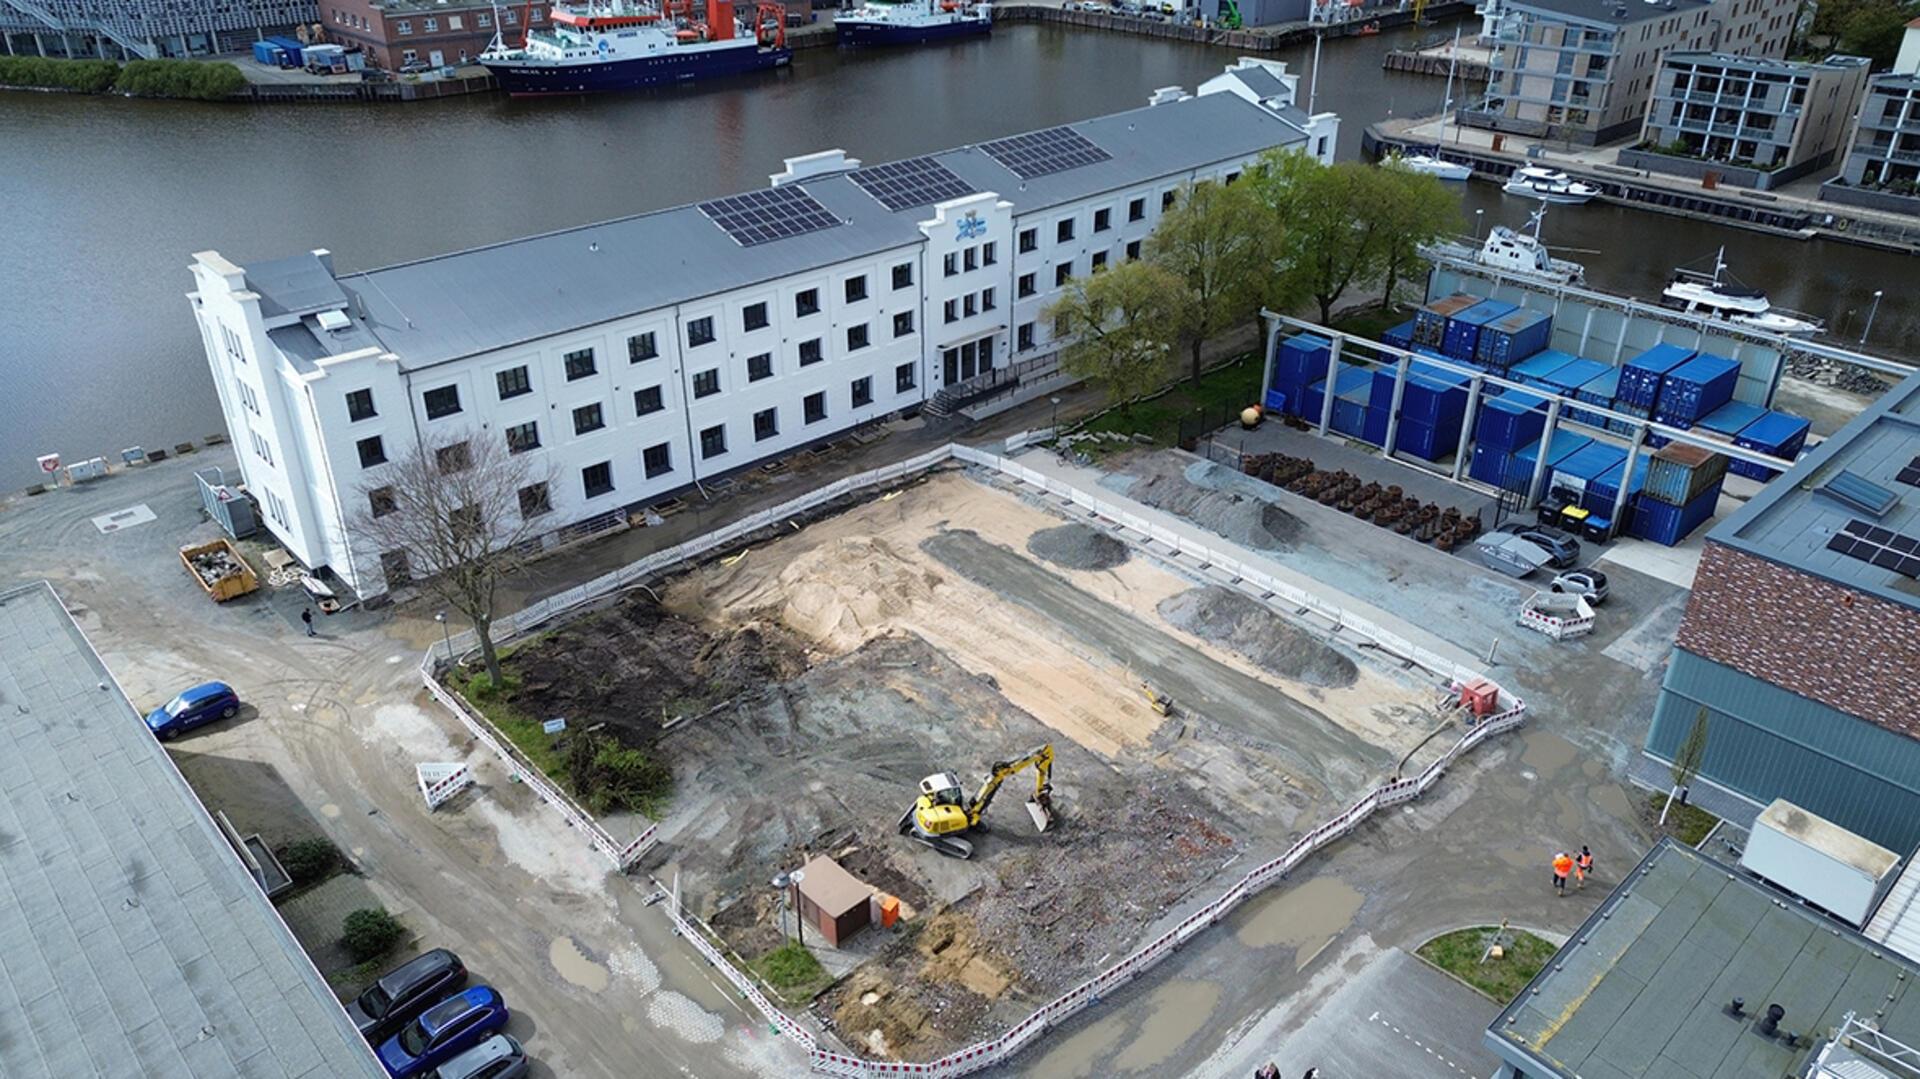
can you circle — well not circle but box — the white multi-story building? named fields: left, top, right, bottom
left=189, top=58, right=1336, bottom=599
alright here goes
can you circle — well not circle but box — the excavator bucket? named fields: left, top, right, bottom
left=1026, top=789, right=1055, bottom=833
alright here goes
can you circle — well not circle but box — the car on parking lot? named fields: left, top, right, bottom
left=347, top=949, right=469, bottom=1045
left=433, top=1034, right=528, bottom=1079
left=1494, top=522, right=1581, bottom=569
left=1551, top=567, right=1610, bottom=604
left=378, top=986, right=509, bottom=1079
left=144, top=681, right=240, bottom=740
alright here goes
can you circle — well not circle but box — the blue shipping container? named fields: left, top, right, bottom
left=1697, top=400, right=1766, bottom=438
left=1363, top=405, right=1388, bottom=446
left=1543, top=358, right=1611, bottom=398
left=1332, top=395, right=1370, bottom=440
left=1442, top=300, right=1519, bottom=361
left=1583, top=455, right=1652, bottom=516
left=1569, top=366, right=1621, bottom=427
left=1730, top=410, right=1813, bottom=480
left=1276, top=333, right=1333, bottom=385
left=265, top=35, right=304, bottom=65
left=1618, top=344, right=1696, bottom=410
left=1368, top=361, right=1469, bottom=426
left=1474, top=308, right=1553, bottom=370
left=1505, top=432, right=1594, bottom=494
left=1550, top=443, right=1628, bottom=497
left=1381, top=321, right=1415, bottom=350
left=1302, top=366, right=1371, bottom=423
left=1415, top=293, right=1481, bottom=348
left=1654, top=353, right=1742, bottom=426
left=1476, top=390, right=1550, bottom=450
left=1394, top=417, right=1463, bottom=462
left=1470, top=444, right=1513, bottom=487
left=251, top=40, right=286, bottom=65
left=1629, top=484, right=1721, bottom=546
left=1510, top=349, right=1578, bottom=392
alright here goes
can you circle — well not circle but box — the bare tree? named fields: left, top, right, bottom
left=351, top=433, right=555, bottom=683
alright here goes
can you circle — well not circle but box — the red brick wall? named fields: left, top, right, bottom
left=1677, top=541, right=1920, bottom=736
left=319, top=0, right=526, bottom=69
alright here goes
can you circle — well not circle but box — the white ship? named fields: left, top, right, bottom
left=479, top=0, right=790, bottom=96
left=836, top=0, right=991, bottom=46
left=1420, top=207, right=1586, bottom=286
left=1663, top=247, right=1823, bottom=335
left=1502, top=165, right=1601, bottom=205
left=1391, top=152, right=1472, bottom=181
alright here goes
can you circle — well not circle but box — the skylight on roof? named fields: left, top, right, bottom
left=1820, top=470, right=1900, bottom=518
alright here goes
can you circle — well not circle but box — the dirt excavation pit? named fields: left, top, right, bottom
left=1025, top=523, right=1131, bottom=571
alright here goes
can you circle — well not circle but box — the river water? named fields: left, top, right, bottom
left=1, top=22, right=1911, bottom=482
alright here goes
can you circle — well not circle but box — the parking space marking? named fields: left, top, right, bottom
left=1365, top=1011, right=1474, bottom=1075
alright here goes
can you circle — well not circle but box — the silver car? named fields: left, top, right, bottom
left=434, top=1034, right=528, bottom=1079
left=1551, top=567, right=1610, bottom=604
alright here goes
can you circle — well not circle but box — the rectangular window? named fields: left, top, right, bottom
left=963, top=294, right=977, bottom=318
left=699, top=424, right=727, bottom=460
left=477, top=12, right=491, bottom=26
left=1225, top=171, right=1241, bottom=185
left=804, top=391, right=827, bottom=425
left=643, top=443, right=672, bottom=479
left=1054, top=262, right=1073, bottom=287
left=505, top=421, right=540, bottom=454
left=742, top=301, right=769, bottom=332
left=1091, top=252, right=1108, bottom=272
left=634, top=385, right=665, bottom=416
left=1018, top=323, right=1035, bottom=351
left=799, top=338, right=823, bottom=366
left=396, top=19, right=411, bottom=32
left=982, top=287, right=996, bottom=312
left=1128, top=197, right=1146, bottom=222
left=381, top=551, right=411, bottom=589
left=982, top=241, right=996, bottom=266
left=847, top=324, right=870, bottom=352
left=582, top=461, right=613, bottom=498
left=563, top=347, right=596, bottom=381
left=627, top=332, right=658, bottom=363
left=356, top=436, right=387, bottom=468
left=692, top=369, right=721, bottom=398
left=943, top=252, right=959, bottom=278
left=844, top=275, right=868, bottom=303
left=496, top=365, right=532, bottom=399
left=1018, top=273, right=1036, bottom=298
left=518, top=482, right=551, bottom=519
left=892, top=262, right=913, bottom=290
left=1053, top=313, right=1071, bottom=338
left=1093, top=208, right=1112, bottom=232
left=504, top=9, right=515, bottom=22
left=346, top=388, right=376, bottom=422
left=1056, top=219, right=1075, bottom=243
left=944, top=299, right=958, bottom=324
left=753, top=408, right=778, bottom=441
left=369, top=486, right=396, bottom=518
left=572, top=402, right=605, bottom=435
left=423, top=384, right=461, bottom=420
left=895, top=362, right=916, bottom=393
left=893, top=311, right=914, bottom=338
left=851, top=376, right=873, bottom=409
left=686, top=316, right=715, bottom=348
left=747, top=353, right=774, bottom=382
left=436, top=441, right=471, bottom=474
left=1162, top=190, right=1177, bottom=211
left=964, top=247, right=978, bottom=272
left=1018, top=227, right=1037, bottom=254
left=423, top=16, right=437, bottom=30
left=795, top=288, right=820, bottom=317
left=1126, top=240, right=1142, bottom=261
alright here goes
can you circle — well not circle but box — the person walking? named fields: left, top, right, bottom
left=1577, top=846, right=1594, bottom=889
left=300, top=607, right=315, bottom=637
left=1553, top=851, right=1574, bottom=897
left=1253, top=1064, right=1279, bottom=1079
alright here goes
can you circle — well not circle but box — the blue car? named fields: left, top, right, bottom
left=377, top=986, right=509, bottom=1078
left=145, top=681, right=241, bottom=740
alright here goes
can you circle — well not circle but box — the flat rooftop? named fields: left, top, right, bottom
left=0, top=582, right=383, bottom=1079
left=1489, top=839, right=1920, bottom=1079
left=1507, top=0, right=1711, bottom=28
left=1710, top=368, right=1920, bottom=612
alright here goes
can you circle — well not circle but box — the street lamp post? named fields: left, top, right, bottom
left=1474, top=209, right=1485, bottom=241
left=1861, top=289, right=1884, bottom=346
left=1049, top=395, right=1062, bottom=434
left=434, top=611, right=452, bottom=665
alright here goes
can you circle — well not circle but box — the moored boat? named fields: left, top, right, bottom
left=836, top=0, right=991, bottom=46
left=1501, top=165, right=1601, bottom=205
left=479, top=0, right=790, bottom=96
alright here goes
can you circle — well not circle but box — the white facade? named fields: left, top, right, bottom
left=189, top=64, right=1329, bottom=599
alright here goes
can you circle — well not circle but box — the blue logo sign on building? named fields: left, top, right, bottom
left=956, top=212, right=988, bottom=241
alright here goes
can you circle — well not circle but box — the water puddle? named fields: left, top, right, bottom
left=549, top=936, right=610, bottom=993
left=1109, top=980, right=1221, bottom=1072
left=1234, top=876, right=1363, bottom=971
left=1024, top=1008, right=1131, bottom=1079
left=1521, top=732, right=1578, bottom=778
left=1592, top=783, right=1632, bottom=820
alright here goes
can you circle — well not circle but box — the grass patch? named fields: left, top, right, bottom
left=1647, top=793, right=1719, bottom=847
left=755, top=940, right=832, bottom=1000
left=445, top=667, right=568, bottom=782
left=1417, top=926, right=1559, bottom=1003
left=1329, top=306, right=1414, bottom=342
left=1078, top=352, right=1262, bottom=447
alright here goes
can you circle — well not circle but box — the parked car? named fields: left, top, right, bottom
left=347, top=949, right=469, bottom=1044
left=378, top=986, right=509, bottom=1079
left=399, top=60, right=432, bottom=74
left=1551, top=567, right=1610, bottom=605
left=434, top=1034, right=529, bottom=1079
left=1494, top=522, right=1581, bottom=569
left=144, top=681, right=240, bottom=740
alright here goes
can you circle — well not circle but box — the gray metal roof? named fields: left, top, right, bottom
left=245, top=254, right=349, bottom=320
left=1217, top=65, right=1290, bottom=101
left=246, top=89, right=1305, bottom=371
left=1490, top=839, right=1920, bottom=1079
left=0, top=582, right=384, bottom=1079
left=1508, top=0, right=1711, bottom=27
left=1709, top=369, right=1920, bottom=612
left=1663, top=50, right=1872, bottom=74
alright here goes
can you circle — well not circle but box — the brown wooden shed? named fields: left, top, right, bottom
left=795, top=855, right=872, bottom=947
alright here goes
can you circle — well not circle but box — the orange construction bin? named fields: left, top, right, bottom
left=1458, top=678, right=1499, bottom=718
left=879, top=894, right=900, bottom=929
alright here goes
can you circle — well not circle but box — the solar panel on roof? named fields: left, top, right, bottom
left=1820, top=470, right=1901, bottom=518
left=977, top=126, right=1113, bottom=180
left=697, top=187, right=842, bottom=247
left=1898, top=455, right=1920, bottom=489
left=1828, top=518, right=1920, bottom=578
left=848, top=157, right=977, bottom=212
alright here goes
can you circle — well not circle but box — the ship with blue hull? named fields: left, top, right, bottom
left=481, top=0, right=789, bottom=96
left=836, top=0, right=991, bottom=47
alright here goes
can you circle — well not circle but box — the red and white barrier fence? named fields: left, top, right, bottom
left=416, top=762, right=474, bottom=810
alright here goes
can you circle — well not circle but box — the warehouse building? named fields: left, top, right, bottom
left=1645, top=369, right=1920, bottom=855
left=0, top=582, right=383, bottom=1078
left=0, top=0, right=317, bottom=58
left=188, top=62, right=1337, bottom=600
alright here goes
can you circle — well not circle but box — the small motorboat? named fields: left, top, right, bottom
left=1391, top=152, right=1472, bottom=181
left=1502, top=165, right=1601, bottom=205
left=1473, top=207, right=1585, bottom=285
left=1662, top=247, right=1823, bottom=335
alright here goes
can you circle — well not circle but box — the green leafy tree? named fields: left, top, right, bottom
left=1369, top=163, right=1462, bottom=312
left=1043, top=260, right=1186, bottom=409
left=1145, top=180, right=1279, bottom=383
left=1839, top=1, right=1919, bottom=66
left=1249, top=152, right=1389, bottom=324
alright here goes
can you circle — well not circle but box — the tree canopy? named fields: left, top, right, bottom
left=1145, top=179, right=1281, bottom=383
left=1043, top=260, right=1186, bottom=408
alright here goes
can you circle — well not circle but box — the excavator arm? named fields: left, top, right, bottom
left=967, top=744, right=1054, bottom=828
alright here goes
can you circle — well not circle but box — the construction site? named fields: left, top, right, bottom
left=492, top=465, right=1459, bottom=1060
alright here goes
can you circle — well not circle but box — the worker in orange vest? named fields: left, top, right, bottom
left=1577, top=846, right=1594, bottom=889
left=1553, top=851, right=1574, bottom=897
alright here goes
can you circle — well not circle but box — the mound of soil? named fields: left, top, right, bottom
left=1117, top=459, right=1304, bottom=553
left=1158, top=586, right=1359, bottom=689
left=1025, top=523, right=1131, bottom=571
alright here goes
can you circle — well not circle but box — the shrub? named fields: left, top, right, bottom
left=342, top=907, right=406, bottom=962
left=115, top=59, right=246, bottom=101
left=568, top=732, right=673, bottom=815
left=756, top=941, right=828, bottom=995
left=0, top=56, right=122, bottom=93
left=281, top=837, right=342, bottom=886
left=465, top=671, right=520, bottom=700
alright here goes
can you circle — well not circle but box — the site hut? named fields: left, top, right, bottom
left=1487, top=838, right=1920, bottom=1079
left=793, top=854, right=873, bottom=948
left=1644, top=369, right=1920, bottom=856
left=0, top=582, right=386, bottom=1078
left=187, top=59, right=1337, bottom=602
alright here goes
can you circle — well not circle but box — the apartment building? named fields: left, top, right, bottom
left=1822, top=24, right=1920, bottom=215
left=0, top=0, right=315, bottom=58
left=187, top=60, right=1337, bottom=599
left=1620, top=52, right=1870, bottom=189
left=1466, top=0, right=1796, bottom=144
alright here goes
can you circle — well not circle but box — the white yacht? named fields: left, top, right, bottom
left=1662, top=248, right=1823, bottom=335
left=1502, top=165, right=1601, bottom=205
left=1475, top=208, right=1585, bottom=284
left=1391, top=152, right=1472, bottom=181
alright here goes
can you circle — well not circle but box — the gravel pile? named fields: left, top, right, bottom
left=1114, top=459, right=1305, bottom=553
left=1785, top=353, right=1890, bottom=397
left=1158, top=586, right=1359, bottom=689
left=1025, top=523, right=1130, bottom=571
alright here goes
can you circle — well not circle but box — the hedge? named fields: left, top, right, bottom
left=115, top=59, right=248, bottom=100
left=0, top=56, right=122, bottom=93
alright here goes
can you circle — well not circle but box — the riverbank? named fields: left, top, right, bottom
left=0, top=55, right=246, bottom=101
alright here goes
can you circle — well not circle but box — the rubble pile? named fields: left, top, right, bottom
left=1785, top=353, right=1888, bottom=397
left=186, top=546, right=246, bottom=585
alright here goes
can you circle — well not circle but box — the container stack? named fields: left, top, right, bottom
left=1582, top=454, right=1651, bottom=522
left=1474, top=307, right=1553, bottom=372
left=1414, top=293, right=1482, bottom=350
left=1503, top=430, right=1594, bottom=496
left=1302, top=365, right=1374, bottom=436
left=1381, top=320, right=1415, bottom=351
left=1614, top=344, right=1696, bottom=423
left=1650, top=352, right=1742, bottom=444
left=1510, top=349, right=1578, bottom=393
left=1571, top=367, right=1622, bottom=430
left=1629, top=443, right=1726, bottom=545
left=1730, top=411, right=1813, bottom=480
left=1696, top=400, right=1766, bottom=442
left=1268, top=332, right=1333, bottom=414
left=1549, top=442, right=1629, bottom=504
left=1442, top=299, right=1519, bottom=362
left=1363, top=360, right=1470, bottom=461
left=1468, top=391, right=1551, bottom=486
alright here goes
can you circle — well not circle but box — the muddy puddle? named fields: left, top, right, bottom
left=1520, top=732, right=1579, bottom=779
left=1235, top=876, right=1364, bottom=971
left=549, top=936, right=610, bottom=992
left=1109, top=980, right=1222, bottom=1072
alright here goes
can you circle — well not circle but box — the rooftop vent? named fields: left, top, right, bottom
left=1821, top=470, right=1900, bottom=518
left=1727, top=997, right=1746, bottom=1018
left=1761, top=1003, right=1785, bottom=1037
left=316, top=309, right=351, bottom=334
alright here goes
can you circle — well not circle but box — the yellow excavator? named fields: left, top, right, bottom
left=897, top=744, right=1056, bottom=859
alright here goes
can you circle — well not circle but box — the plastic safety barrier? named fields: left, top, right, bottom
left=416, top=762, right=473, bottom=810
